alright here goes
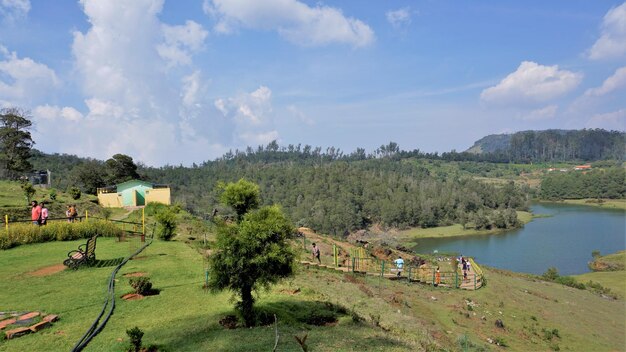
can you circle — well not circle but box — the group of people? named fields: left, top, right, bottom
left=459, top=256, right=472, bottom=281
left=30, top=201, right=48, bottom=226
left=30, top=201, right=78, bottom=225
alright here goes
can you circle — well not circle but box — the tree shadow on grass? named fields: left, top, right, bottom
left=92, top=257, right=124, bottom=268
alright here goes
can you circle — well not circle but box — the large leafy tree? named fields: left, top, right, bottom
left=208, top=180, right=295, bottom=327
left=0, top=108, right=34, bottom=179
left=105, top=153, right=140, bottom=184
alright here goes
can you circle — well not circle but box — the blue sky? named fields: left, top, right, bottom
left=0, top=0, right=624, bottom=166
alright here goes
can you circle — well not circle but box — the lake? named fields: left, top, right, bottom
left=413, top=203, right=626, bottom=275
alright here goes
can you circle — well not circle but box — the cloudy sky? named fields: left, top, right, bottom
left=0, top=0, right=624, bottom=166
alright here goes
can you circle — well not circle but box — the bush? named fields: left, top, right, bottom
left=155, top=207, right=177, bottom=241
left=68, top=187, right=81, bottom=200
left=126, top=326, right=144, bottom=352
left=0, top=220, right=123, bottom=250
left=49, top=189, right=57, bottom=200
left=129, top=277, right=153, bottom=295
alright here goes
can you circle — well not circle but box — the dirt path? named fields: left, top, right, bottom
left=28, top=264, right=66, bottom=277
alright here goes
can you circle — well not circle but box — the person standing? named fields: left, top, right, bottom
left=66, top=205, right=72, bottom=222
left=40, top=201, right=49, bottom=226
left=31, top=201, right=42, bottom=225
left=394, top=256, right=404, bottom=277
left=311, top=243, right=321, bottom=264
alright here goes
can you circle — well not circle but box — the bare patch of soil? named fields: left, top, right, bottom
left=29, top=264, right=66, bottom=277
left=121, top=293, right=144, bottom=301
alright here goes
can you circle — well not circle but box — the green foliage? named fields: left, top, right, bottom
left=126, top=326, right=144, bottom=352
left=129, top=277, right=153, bottom=295
left=68, top=186, right=81, bottom=200
left=218, top=178, right=260, bottom=220
left=542, top=267, right=585, bottom=289
left=542, top=267, right=560, bottom=281
left=591, top=250, right=601, bottom=258
left=49, top=188, right=57, bottom=200
left=209, top=181, right=295, bottom=327
left=72, top=160, right=106, bottom=194
left=155, top=206, right=177, bottom=240
left=0, top=107, right=34, bottom=179
left=21, top=181, right=35, bottom=202
left=0, top=220, right=123, bottom=249
left=540, top=168, right=625, bottom=200
left=106, top=153, right=140, bottom=184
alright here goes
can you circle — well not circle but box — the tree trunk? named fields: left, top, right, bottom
left=240, top=284, right=255, bottom=327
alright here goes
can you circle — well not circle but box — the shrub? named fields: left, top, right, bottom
left=68, top=187, right=81, bottom=200
left=126, top=326, right=144, bottom=352
left=49, top=189, right=57, bottom=200
left=155, top=207, right=177, bottom=241
left=129, top=277, right=153, bottom=295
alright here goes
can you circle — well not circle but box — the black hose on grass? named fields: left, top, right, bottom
left=71, top=224, right=156, bottom=352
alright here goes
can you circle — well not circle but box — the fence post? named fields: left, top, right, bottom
left=474, top=274, right=477, bottom=290
left=142, top=207, right=145, bottom=235
left=407, top=267, right=411, bottom=283
left=85, top=210, right=88, bottom=222
left=351, top=257, right=355, bottom=272
left=455, top=270, right=458, bottom=288
left=4, top=215, right=7, bottom=231
left=432, top=269, right=435, bottom=285
left=332, top=244, right=337, bottom=267
left=381, top=261, right=385, bottom=277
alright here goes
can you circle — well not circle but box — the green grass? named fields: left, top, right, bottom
left=1, top=238, right=624, bottom=351
left=573, top=271, right=626, bottom=299
left=0, top=180, right=97, bottom=208
left=559, top=198, right=626, bottom=210
left=397, top=211, right=533, bottom=240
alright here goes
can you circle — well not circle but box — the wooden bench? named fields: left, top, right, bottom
left=63, top=235, right=98, bottom=269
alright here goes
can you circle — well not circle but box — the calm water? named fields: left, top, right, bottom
left=413, top=203, right=626, bottom=275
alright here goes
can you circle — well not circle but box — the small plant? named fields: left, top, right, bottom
left=294, top=333, right=308, bottom=352
left=101, top=208, right=112, bottom=220
left=493, top=336, right=508, bottom=347
left=21, top=181, right=36, bottom=202
left=126, top=326, right=144, bottom=352
left=156, top=207, right=177, bottom=241
left=591, top=250, right=601, bottom=258
left=129, top=277, right=153, bottom=295
left=49, top=189, right=57, bottom=200
left=350, top=309, right=364, bottom=323
left=68, top=186, right=81, bottom=200
left=369, top=313, right=381, bottom=327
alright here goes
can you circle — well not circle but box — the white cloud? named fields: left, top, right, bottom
left=522, top=105, right=558, bottom=121
left=587, top=109, right=626, bottom=130
left=157, top=20, right=208, bottom=67
left=287, top=105, right=314, bottom=125
left=585, top=66, right=626, bottom=96
left=480, top=61, right=582, bottom=105
left=204, top=0, right=374, bottom=47
left=386, top=7, right=411, bottom=29
left=0, top=0, right=30, bottom=21
left=0, top=47, right=60, bottom=105
left=31, top=0, right=224, bottom=166
left=588, top=2, right=626, bottom=60
left=214, top=86, right=279, bottom=145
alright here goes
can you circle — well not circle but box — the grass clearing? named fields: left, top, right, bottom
left=541, top=198, right=626, bottom=210
left=1, top=238, right=624, bottom=351
left=573, top=271, right=626, bottom=299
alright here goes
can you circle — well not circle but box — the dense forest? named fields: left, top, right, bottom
left=467, top=129, right=625, bottom=162
left=25, top=128, right=625, bottom=236
left=540, top=168, right=625, bottom=200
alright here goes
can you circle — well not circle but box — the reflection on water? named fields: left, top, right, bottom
left=413, top=203, right=625, bottom=275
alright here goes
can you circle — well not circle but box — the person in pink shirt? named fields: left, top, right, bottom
left=40, top=201, right=49, bottom=225
left=31, top=200, right=42, bottom=225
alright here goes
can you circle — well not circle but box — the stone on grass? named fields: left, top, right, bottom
left=5, top=327, right=31, bottom=339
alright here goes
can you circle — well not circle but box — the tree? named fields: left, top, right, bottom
left=0, top=108, right=34, bottom=179
left=218, top=179, right=260, bottom=220
left=208, top=181, right=295, bottom=327
left=73, top=161, right=106, bottom=194
left=105, top=153, right=139, bottom=184
left=21, top=181, right=35, bottom=202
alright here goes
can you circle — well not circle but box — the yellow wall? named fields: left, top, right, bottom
left=145, top=188, right=171, bottom=205
left=98, top=193, right=123, bottom=208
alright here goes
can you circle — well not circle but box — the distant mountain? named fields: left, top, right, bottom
left=465, top=133, right=512, bottom=154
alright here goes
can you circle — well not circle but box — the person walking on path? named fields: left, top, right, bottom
left=40, top=201, right=49, bottom=226
left=31, top=201, right=42, bottom=225
left=435, top=267, right=441, bottom=286
left=394, top=256, right=404, bottom=277
left=312, top=243, right=321, bottom=264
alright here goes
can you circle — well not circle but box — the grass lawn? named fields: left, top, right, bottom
left=1, top=237, right=624, bottom=351
left=0, top=180, right=97, bottom=208
left=574, top=271, right=626, bottom=299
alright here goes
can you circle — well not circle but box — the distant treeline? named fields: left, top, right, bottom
left=540, top=168, right=625, bottom=200
left=469, top=129, right=624, bottom=162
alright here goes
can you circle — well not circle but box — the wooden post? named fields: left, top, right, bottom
left=4, top=215, right=7, bottom=231
left=381, top=261, right=385, bottom=277
left=142, top=207, right=145, bottom=236
left=85, top=210, right=88, bottom=222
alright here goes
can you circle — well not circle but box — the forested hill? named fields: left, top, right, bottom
left=465, top=129, right=625, bottom=162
